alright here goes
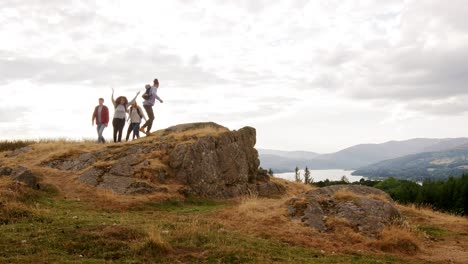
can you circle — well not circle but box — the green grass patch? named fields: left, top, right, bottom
left=143, top=197, right=227, bottom=213
left=417, top=225, right=453, bottom=238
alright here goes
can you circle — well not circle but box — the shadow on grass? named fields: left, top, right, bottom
left=140, top=196, right=229, bottom=214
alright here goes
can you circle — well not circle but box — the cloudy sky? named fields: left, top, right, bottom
left=1, top=0, right=468, bottom=153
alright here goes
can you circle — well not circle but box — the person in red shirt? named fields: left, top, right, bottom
left=92, top=98, right=110, bottom=143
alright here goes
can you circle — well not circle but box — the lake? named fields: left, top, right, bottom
left=275, top=169, right=365, bottom=183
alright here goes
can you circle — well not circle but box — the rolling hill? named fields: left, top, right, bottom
left=353, top=146, right=468, bottom=180
left=259, top=138, right=468, bottom=172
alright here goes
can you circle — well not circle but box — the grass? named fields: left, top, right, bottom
left=0, top=140, right=34, bottom=152
left=2, top=131, right=466, bottom=263
left=333, top=188, right=360, bottom=201
left=417, top=225, right=453, bottom=238
left=367, top=227, right=420, bottom=255
left=0, top=183, right=428, bottom=264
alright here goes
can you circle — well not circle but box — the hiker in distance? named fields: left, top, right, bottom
left=91, top=98, right=109, bottom=143
left=125, top=101, right=147, bottom=141
left=111, top=88, right=140, bottom=143
left=140, top=79, right=163, bottom=135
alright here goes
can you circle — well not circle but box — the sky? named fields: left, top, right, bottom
left=1, top=0, right=468, bottom=153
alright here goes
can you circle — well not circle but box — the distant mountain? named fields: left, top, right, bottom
left=258, top=149, right=321, bottom=173
left=314, top=138, right=468, bottom=169
left=259, top=138, right=468, bottom=172
left=352, top=148, right=468, bottom=180
left=258, top=149, right=320, bottom=160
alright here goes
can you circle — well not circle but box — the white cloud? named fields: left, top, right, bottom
left=1, top=0, right=468, bottom=152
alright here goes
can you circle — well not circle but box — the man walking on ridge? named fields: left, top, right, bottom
left=92, top=98, right=109, bottom=143
left=140, top=78, right=163, bottom=135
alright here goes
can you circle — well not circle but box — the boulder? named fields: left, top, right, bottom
left=10, top=166, right=40, bottom=189
left=288, top=185, right=400, bottom=237
left=169, top=126, right=261, bottom=198
left=41, top=122, right=285, bottom=199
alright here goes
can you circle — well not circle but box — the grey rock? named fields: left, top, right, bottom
left=6, top=146, right=32, bottom=158
left=78, top=167, right=104, bottom=186
left=98, top=175, right=135, bottom=194
left=109, top=154, right=149, bottom=177
left=0, top=166, right=13, bottom=176
left=288, top=185, right=400, bottom=237
left=78, top=166, right=157, bottom=195
left=256, top=181, right=287, bottom=198
left=44, top=152, right=98, bottom=171
left=10, top=166, right=40, bottom=189
left=169, top=126, right=263, bottom=198
left=125, top=182, right=157, bottom=194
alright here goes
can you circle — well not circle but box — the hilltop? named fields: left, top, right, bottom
left=0, top=122, right=467, bottom=263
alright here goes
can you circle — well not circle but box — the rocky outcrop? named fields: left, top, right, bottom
left=78, top=161, right=157, bottom=194
left=168, top=126, right=260, bottom=198
left=288, top=185, right=400, bottom=237
left=41, top=122, right=285, bottom=198
left=43, top=152, right=100, bottom=171
left=0, top=166, right=40, bottom=189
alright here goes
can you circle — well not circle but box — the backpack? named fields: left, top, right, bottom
left=142, top=86, right=152, bottom=99
left=130, top=106, right=143, bottom=118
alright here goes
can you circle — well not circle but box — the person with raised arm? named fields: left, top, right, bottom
left=111, top=88, right=140, bottom=143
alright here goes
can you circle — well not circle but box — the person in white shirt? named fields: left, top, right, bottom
left=126, top=101, right=147, bottom=141
left=111, top=88, right=140, bottom=142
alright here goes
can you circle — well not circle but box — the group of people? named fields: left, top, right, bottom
left=91, top=78, right=163, bottom=143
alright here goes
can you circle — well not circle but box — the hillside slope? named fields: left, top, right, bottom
left=1, top=124, right=467, bottom=263
left=353, top=148, right=468, bottom=180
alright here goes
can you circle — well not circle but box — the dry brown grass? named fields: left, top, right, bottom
left=135, top=228, right=174, bottom=257
left=366, top=193, right=390, bottom=202
left=0, top=177, right=47, bottom=225
left=213, top=195, right=451, bottom=260
left=271, top=177, right=315, bottom=196
left=367, top=226, right=420, bottom=255
left=165, top=126, right=229, bottom=141
left=325, top=216, right=352, bottom=231
left=1, top=140, right=104, bottom=168
left=396, top=204, right=468, bottom=264
left=397, top=204, right=467, bottom=232
left=332, top=189, right=389, bottom=203
left=0, top=177, right=31, bottom=201
left=333, top=188, right=360, bottom=202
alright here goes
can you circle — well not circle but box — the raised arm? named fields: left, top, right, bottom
left=111, top=88, right=116, bottom=107
left=128, top=91, right=141, bottom=105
